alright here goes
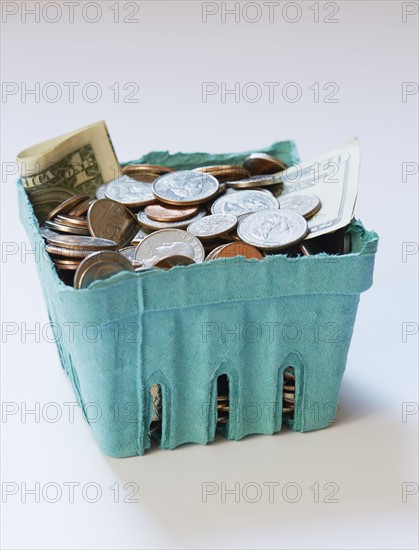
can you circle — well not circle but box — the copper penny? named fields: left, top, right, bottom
left=55, top=214, right=89, bottom=228
left=211, top=241, right=264, bottom=260
left=243, top=153, right=287, bottom=175
left=68, top=197, right=94, bottom=217
left=44, top=194, right=91, bottom=222
left=144, top=203, right=199, bottom=222
left=53, top=258, right=82, bottom=271
left=88, top=198, right=139, bottom=247
left=153, top=255, right=196, bottom=269
left=122, top=164, right=174, bottom=175
left=46, top=244, right=95, bottom=259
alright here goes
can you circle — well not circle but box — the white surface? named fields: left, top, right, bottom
left=1, top=1, right=418, bottom=549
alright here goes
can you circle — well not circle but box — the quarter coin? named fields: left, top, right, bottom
left=187, top=214, right=237, bottom=240
left=237, top=209, right=308, bottom=250
left=135, top=228, right=205, bottom=267
left=88, top=199, right=139, bottom=247
left=278, top=193, right=321, bottom=219
left=152, top=171, right=219, bottom=205
left=95, top=184, right=108, bottom=199
left=211, top=189, right=278, bottom=216
left=105, top=175, right=155, bottom=207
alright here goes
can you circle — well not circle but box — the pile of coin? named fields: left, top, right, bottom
left=147, top=368, right=295, bottom=437
left=216, top=368, right=295, bottom=428
left=38, top=152, right=350, bottom=289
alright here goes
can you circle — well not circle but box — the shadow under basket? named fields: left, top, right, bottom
left=17, top=141, right=379, bottom=457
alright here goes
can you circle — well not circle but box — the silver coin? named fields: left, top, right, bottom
left=40, top=226, right=62, bottom=240
left=95, top=183, right=109, bottom=199
left=43, top=234, right=118, bottom=251
left=105, top=175, right=155, bottom=207
left=119, top=246, right=143, bottom=267
left=131, top=227, right=153, bottom=244
left=152, top=171, right=219, bottom=205
left=211, top=189, right=278, bottom=216
left=137, top=208, right=206, bottom=230
left=278, top=193, right=321, bottom=219
left=187, top=214, right=237, bottom=240
left=44, top=219, right=90, bottom=236
left=226, top=172, right=283, bottom=189
left=135, top=229, right=205, bottom=267
left=237, top=209, right=308, bottom=250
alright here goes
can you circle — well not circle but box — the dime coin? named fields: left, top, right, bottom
left=44, top=219, right=90, bottom=236
left=44, top=194, right=90, bottom=222
left=278, top=193, right=321, bottom=219
left=135, top=229, right=205, bottom=267
left=145, top=203, right=199, bottom=222
left=88, top=199, right=139, bottom=247
left=187, top=214, right=237, bottom=240
left=211, top=242, right=264, bottom=260
left=237, top=209, right=308, bottom=250
left=226, top=173, right=284, bottom=189
left=96, top=183, right=108, bottom=199
left=74, top=251, right=136, bottom=289
left=105, top=175, right=155, bottom=207
left=243, top=153, right=287, bottom=175
left=211, top=189, right=278, bottom=216
left=152, top=171, right=219, bottom=205
left=44, top=234, right=118, bottom=251
left=46, top=244, right=96, bottom=259
left=153, top=255, right=196, bottom=269
left=137, top=208, right=206, bottom=230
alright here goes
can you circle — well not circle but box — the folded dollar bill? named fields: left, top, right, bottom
left=280, top=138, right=359, bottom=239
left=17, top=121, right=120, bottom=221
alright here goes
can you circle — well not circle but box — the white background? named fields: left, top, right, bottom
left=1, top=1, right=418, bottom=549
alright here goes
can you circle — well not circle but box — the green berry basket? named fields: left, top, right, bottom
left=17, top=140, right=378, bottom=457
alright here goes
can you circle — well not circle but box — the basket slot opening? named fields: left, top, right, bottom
left=282, top=367, right=295, bottom=422
left=149, top=383, right=162, bottom=441
left=216, top=374, right=229, bottom=431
